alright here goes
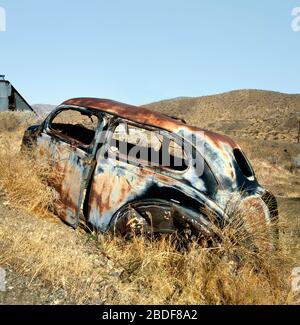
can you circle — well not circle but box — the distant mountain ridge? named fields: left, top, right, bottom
left=31, top=104, right=56, bottom=116
left=145, top=89, right=300, bottom=142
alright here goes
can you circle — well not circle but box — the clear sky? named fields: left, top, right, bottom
left=0, top=0, right=299, bottom=105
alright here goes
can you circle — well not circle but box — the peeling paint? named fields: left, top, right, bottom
left=22, top=98, right=278, bottom=239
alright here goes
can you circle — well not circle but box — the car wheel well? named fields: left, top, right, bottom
left=108, top=199, right=216, bottom=241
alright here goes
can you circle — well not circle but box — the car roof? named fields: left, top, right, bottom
left=62, top=97, right=238, bottom=149
left=62, top=97, right=186, bottom=131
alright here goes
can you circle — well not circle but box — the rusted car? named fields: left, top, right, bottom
left=22, top=98, right=278, bottom=241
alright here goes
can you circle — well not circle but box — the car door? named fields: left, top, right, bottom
left=85, top=120, right=199, bottom=232
left=36, top=106, right=104, bottom=227
left=86, top=120, right=162, bottom=231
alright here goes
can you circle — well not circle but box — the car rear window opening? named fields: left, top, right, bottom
left=233, top=148, right=254, bottom=179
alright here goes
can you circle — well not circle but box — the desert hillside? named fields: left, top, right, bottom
left=145, top=89, right=300, bottom=142
left=0, top=89, right=300, bottom=305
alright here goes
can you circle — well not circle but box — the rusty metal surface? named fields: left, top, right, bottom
left=62, top=98, right=238, bottom=147
left=36, top=133, right=90, bottom=227
left=62, top=98, right=239, bottom=187
left=22, top=97, right=278, bottom=239
left=63, top=98, right=185, bottom=133
left=62, top=98, right=241, bottom=190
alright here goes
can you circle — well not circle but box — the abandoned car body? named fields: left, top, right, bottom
left=22, top=98, right=278, bottom=239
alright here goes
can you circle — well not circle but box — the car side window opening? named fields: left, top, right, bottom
left=233, top=148, right=254, bottom=179
left=110, top=122, right=188, bottom=171
left=49, top=109, right=99, bottom=146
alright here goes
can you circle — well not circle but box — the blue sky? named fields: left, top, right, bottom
left=0, top=0, right=299, bottom=105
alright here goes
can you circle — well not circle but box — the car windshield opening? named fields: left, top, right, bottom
left=49, top=109, right=98, bottom=146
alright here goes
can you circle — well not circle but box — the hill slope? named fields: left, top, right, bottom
left=145, top=89, right=300, bottom=142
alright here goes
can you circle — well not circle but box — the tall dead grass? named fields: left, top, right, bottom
left=0, top=209, right=296, bottom=304
left=99, top=205, right=296, bottom=305
left=0, top=112, right=299, bottom=305
left=0, top=112, right=54, bottom=216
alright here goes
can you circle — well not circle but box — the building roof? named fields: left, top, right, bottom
left=0, top=79, right=34, bottom=112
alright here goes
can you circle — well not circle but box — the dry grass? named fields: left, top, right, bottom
left=100, top=201, right=297, bottom=304
left=100, top=237, right=293, bottom=304
left=0, top=111, right=299, bottom=305
left=0, top=112, right=54, bottom=217
left=0, top=209, right=297, bottom=304
left=0, top=210, right=113, bottom=304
